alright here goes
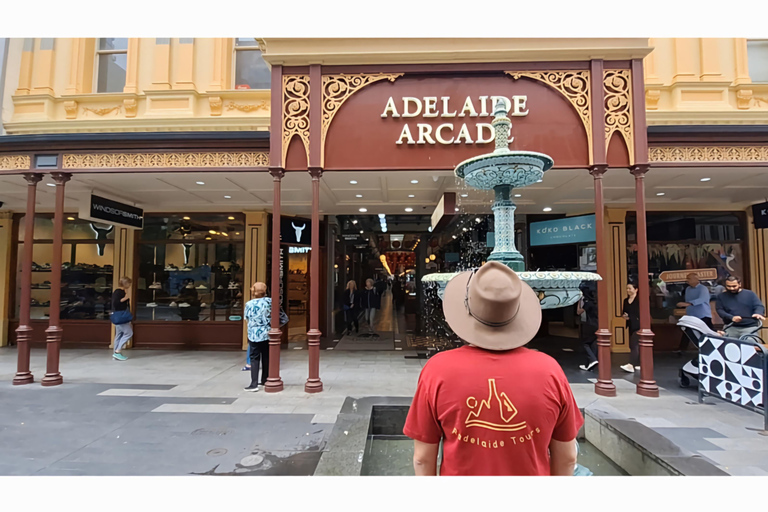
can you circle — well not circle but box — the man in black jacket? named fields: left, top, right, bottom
left=716, top=276, right=765, bottom=338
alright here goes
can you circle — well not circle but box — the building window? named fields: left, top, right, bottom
left=626, top=212, right=745, bottom=327
left=135, top=214, right=245, bottom=323
left=15, top=214, right=116, bottom=321
left=747, top=39, right=768, bottom=83
left=96, top=38, right=128, bottom=93
left=233, top=38, right=270, bottom=90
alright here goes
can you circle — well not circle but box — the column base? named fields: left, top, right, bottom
left=305, top=328, right=323, bottom=394
left=41, top=374, right=63, bottom=387
left=594, top=328, right=616, bottom=397
left=594, top=380, right=617, bottom=397
left=13, top=372, right=34, bottom=385
left=304, top=379, right=324, bottom=393
left=264, top=379, right=284, bottom=393
left=266, top=329, right=283, bottom=393
left=636, top=381, right=660, bottom=397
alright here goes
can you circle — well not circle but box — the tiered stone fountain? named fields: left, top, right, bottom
left=422, top=99, right=600, bottom=310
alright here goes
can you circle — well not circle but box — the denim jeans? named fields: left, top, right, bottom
left=114, top=323, right=133, bottom=352
left=364, top=308, right=376, bottom=331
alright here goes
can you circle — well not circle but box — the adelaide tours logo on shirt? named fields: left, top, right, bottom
left=451, top=379, right=541, bottom=449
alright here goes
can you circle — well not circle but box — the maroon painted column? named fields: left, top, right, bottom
left=631, top=165, right=660, bottom=397
left=590, top=165, right=616, bottom=397
left=305, top=167, right=323, bottom=393
left=41, top=172, right=71, bottom=387
left=265, top=167, right=285, bottom=393
left=13, top=173, right=43, bottom=385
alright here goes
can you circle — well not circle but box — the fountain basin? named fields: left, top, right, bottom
left=422, top=270, right=601, bottom=309
left=454, top=151, right=554, bottom=190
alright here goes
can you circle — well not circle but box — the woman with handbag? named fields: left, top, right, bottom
left=244, top=282, right=288, bottom=392
left=111, top=277, right=133, bottom=361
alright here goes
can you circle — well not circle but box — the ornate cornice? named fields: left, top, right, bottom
left=282, top=75, right=310, bottom=165
left=0, top=155, right=31, bottom=170
left=604, top=69, right=634, bottom=165
left=649, top=145, right=768, bottom=163
left=321, top=73, right=403, bottom=165
left=62, top=151, right=269, bottom=169
left=506, top=71, right=593, bottom=165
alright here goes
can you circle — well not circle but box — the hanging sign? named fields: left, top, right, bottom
left=659, top=268, right=718, bottom=283
left=79, top=194, right=143, bottom=229
left=529, top=214, right=595, bottom=247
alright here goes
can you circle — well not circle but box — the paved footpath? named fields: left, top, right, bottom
left=0, top=347, right=766, bottom=475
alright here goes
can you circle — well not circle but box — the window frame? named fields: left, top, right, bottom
left=94, top=38, right=129, bottom=93
left=747, top=39, right=768, bottom=84
left=232, top=38, right=270, bottom=91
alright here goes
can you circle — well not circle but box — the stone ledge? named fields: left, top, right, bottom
left=585, top=401, right=728, bottom=476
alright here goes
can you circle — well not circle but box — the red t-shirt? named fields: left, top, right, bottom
left=403, top=345, right=583, bottom=476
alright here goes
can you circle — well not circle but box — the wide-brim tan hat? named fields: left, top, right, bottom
left=443, top=261, right=542, bottom=351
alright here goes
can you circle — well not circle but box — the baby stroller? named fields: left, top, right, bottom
left=677, top=316, right=763, bottom=388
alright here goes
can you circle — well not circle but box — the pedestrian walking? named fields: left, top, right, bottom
left=243, top=282, right=274, bottom=392
left=361, top=278, right=381, bottom=334
left=342, top=280, right=360, bottom=335
left=715, top=276, right=766, bottom=338
left=110, top=277, right=133, bottom=361
left=403, top=262, right=582, bottom=476
left=577, top=282, right=599, bottom=371
left=676, top=273, right=712, bottom=353
left=620, top=281, right=641, bottom=373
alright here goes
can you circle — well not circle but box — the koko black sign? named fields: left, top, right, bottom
left=86, top=194, right=143, bottom=229
left=752, top=201, right=768, bottom=229
left=281, top=216, right=312, bottom=246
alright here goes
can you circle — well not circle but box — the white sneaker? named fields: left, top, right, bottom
left=635, top=366, right=641, bottom=371
left=200, top=302, right=207, bottom=308
left=169, top=301, right=177, bottom=307
left=179, top=302, right=190, bottom=308
left=196, top=284, right=207, bottom=290
left=620, top=363, right=635, bottom=373
left=147, top=302, right=157, bottom=308
left=149, top=282, right=162, bottom=289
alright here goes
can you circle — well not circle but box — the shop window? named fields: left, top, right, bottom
left=626, top=212, right=745, bottom=326
left=747, top=40, right=768, bottom=83
left=233, top=38, right=270, bottom=90
left=96, top=38, right=128, bottom=93
left=15, top=215, right=115, bottom=321
left=136, top=214, right=245, bottom=323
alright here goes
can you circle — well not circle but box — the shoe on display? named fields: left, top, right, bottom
left=620, top=363, right=635, bottom=373
left=169, top=301, right=178, bottom=307
left=196, top=284, right=207, bottom=290
left=147, top=302, right=158, bottom=308
left=181, top=265, right=193, bottom=271
left=179, top=302, right=190, bottom=308
left=149, top=282, right=162, bottom=290
left=41, top=263, right=51, bottom=269
left=200, top=302, right=207, bottom=308
left=634, top=366, right=641, bottom=371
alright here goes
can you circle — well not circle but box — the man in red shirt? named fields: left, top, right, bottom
left=404, top=261, right=582, bottom=476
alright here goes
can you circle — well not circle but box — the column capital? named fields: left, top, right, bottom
left=630, top=164, right=650, bottom=177
left=22, top=172, right=43, bottom=185
left=50, top=172, right=72, bottom=184
left=588, top=164, right=608, bottom=178
left=269, top=166, right=285, bottom=180
left=308, top=166, right=323, bottom=179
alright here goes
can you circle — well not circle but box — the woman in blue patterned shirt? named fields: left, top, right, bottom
left=244, top=282, right=272, bottom=392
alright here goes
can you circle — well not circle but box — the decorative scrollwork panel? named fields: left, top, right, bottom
left=649, top=146, right=768, bottom=163
left=282, top=75, right=311, bottom=165
left=604, top=69, right=634, bottom=165
left=0, top=155, right=31, bottom=170
left=506, top=71, right=593, bottom=165
left=62, top=152, right=269, bottom=169
left=321, top=73, right=403, bottom=164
